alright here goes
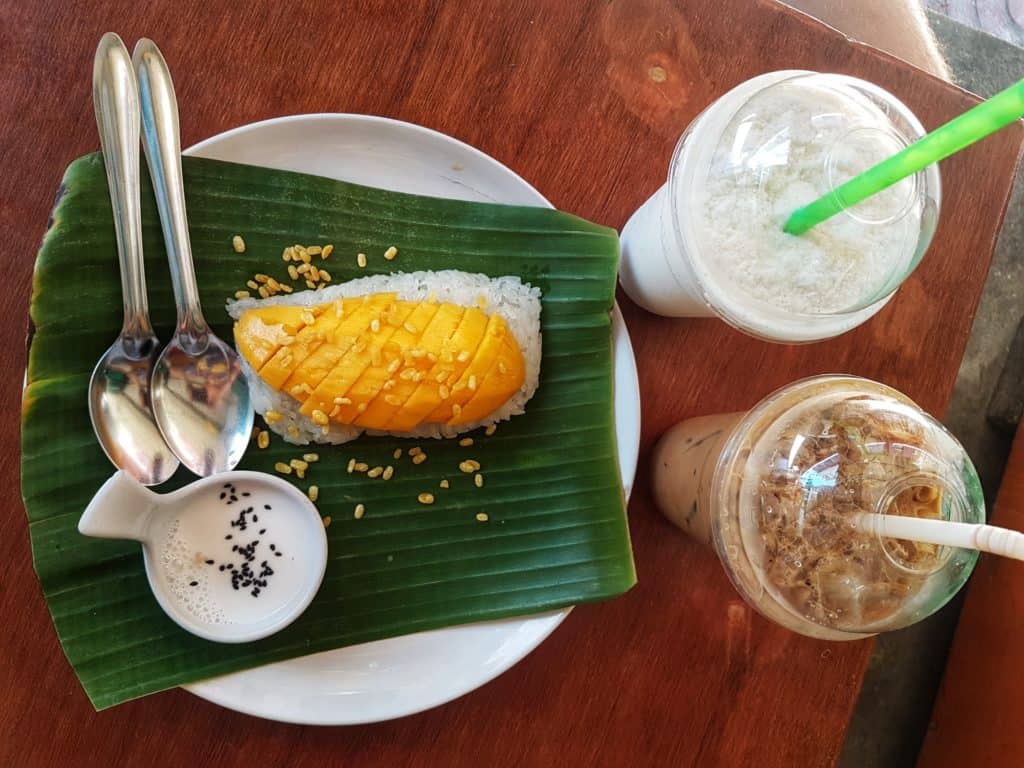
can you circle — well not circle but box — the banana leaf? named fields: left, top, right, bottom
left=21, top=153, right=634, bottom=710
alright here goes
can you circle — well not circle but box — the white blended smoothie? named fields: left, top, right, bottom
left=620, top=72, right=940, bottom=342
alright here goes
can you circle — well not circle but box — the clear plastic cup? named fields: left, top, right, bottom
left=619, top=71, right=942, bottom=343
left=652, top=375, right=984, bottom=640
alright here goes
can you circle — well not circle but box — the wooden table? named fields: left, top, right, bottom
left=917, top=423, right=1024, bottom=767
left=3, top=1, right=1020, bottom=765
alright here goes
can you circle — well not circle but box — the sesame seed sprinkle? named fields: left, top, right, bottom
left=232, top=235, right=246, bottom=253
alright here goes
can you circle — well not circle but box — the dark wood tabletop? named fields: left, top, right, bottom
left=3, top=1, right=1021, bottom=766
left=918, top=423, right=1024, bottom=767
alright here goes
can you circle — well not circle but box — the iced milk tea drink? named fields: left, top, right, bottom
left=653, top=376, right=985, bottom=640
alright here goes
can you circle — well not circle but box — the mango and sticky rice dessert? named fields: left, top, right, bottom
left=228, top=270, right=541, bottom=444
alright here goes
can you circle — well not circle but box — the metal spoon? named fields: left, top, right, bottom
left=88, top=32, right=179, bottom=486
left=133, top=38, right=252, bottom=476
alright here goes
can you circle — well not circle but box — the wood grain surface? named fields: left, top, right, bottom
left=2, top=1, right=1020, bottom=766
left=917, top=424, right=1024, bottom=768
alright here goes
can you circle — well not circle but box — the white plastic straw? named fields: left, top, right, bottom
left=856, top=514, right=1024, bottom=562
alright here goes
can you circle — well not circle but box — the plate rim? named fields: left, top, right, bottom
left=179, top=112, right=640, bottom=724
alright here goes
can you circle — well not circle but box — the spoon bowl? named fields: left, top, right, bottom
left=151, top=334, right=252, bottom=477
left=89, top=32, right=179, bottom=486
left=134, top=37, right=253, bottom=475
left=79, top=470, right=328, bottom=643
left=90, top=334, right=180, bottom=485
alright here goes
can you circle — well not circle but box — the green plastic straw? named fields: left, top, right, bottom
left=784, top=77, right=1024, bottom=236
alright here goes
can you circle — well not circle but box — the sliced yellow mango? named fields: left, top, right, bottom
left=423, top=314, right=508, bottom=424
left=258, top=322, right=326, bottom=391
left=342, top=301, right=450, bottom=430
left=385, top=306, right=489, bottom=431
left=233, top=305, right=309, bottom=370
left=353, top=301, right=442, bottom=427
left=452, top=333, right=525, bottom=424
left=234, top=291, right=528, bottom=431
left=302, top=302, right=417, bottom=423
left=279, top=295, right=392, bottom=401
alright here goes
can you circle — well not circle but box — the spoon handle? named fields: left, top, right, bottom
left=93, top=33, right=154, bottom=347
left=133, top=38, right=209, bottom=348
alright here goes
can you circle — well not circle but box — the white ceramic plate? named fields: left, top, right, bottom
left=182, top=115, right=641, bottom=725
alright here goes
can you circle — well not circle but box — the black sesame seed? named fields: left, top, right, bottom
left=219, top=492, right=226, bottom=500
left=225, top=534, right=232, bottom=540
left=205, top=559, right=214, bottom=565
left=242, top=492, right=251, bottom=497
left=264, top=504, right=271, bottom=510
left=269, top=544, right=276, bottom=551
left=259, top=528, right=266, bottom=535
left=275, top=552, right=282, bottom=557
left=189, top=581, right=198, bottom=587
